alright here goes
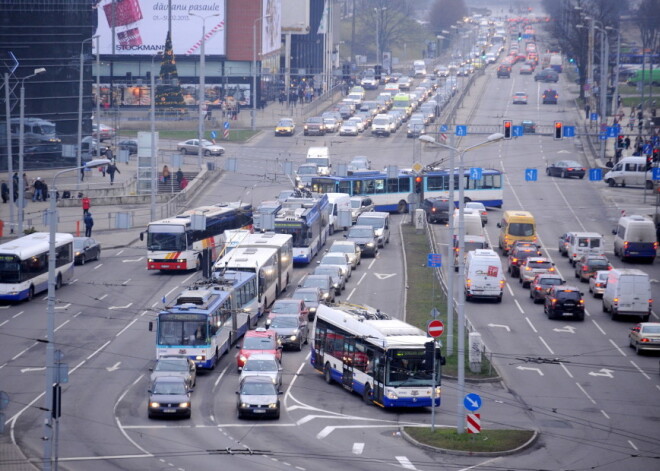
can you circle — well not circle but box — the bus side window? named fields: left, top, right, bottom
left=386, top=178, right=398, bottom=193
left=374, top=179, right=385, bottom=193
left=338, top=181, right=352, bottom=194
left=398, top=177, right=411, bottom=193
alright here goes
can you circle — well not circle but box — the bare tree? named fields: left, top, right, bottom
left=636, top=0, right=660, bottom=106
left=429, top=0, right=468, bottom=33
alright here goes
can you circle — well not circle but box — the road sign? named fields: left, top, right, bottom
left=210, top=130, right=217, bottom=139
left=469, top=167, right=482, bottom=180
left=653, top=168, right=660, bottom=181
left=525, top=168, right=537, bottom=181
left=589, top=168, right=602, bottom=181
left=464, top=393, right=482, bottom=411
left=412, top=162, right=423, bottom=173
left=512, top=125, right=523, bottom=137
left=606, top=126, right=617, bottom=138
left=590, top=112, right=598, bottom=121
left=599, top=132, right=607, bottom=141
left=427, top=253, right=442, bottom=267
left=643, top=143, right=653, bottom=155
left=455, top=125, right=467, bottom=136
left=223, top=121, right=230, bottom=139
left=430, top=307, right=439, bottom=318
left=427, top=319, right=444, bottom=338
left=440, top=124, right=448, bottom=132
left=467, top=413, right=481, bottom=434
left=563, top=126, right=575, bottom=137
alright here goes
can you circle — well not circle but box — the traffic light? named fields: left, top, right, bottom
left=646, top=155, right=653, bottom=171
left=415, top=176, right=423, bottom=194
left=503, top=120, right=512, bottom=139
left=342, top=63, right=350, bottom=81
left=481, top=50, right=486, bottom=60
left=554, top=121, right=563, bottom=140
left=375, top=64, right=382, bottom=81
left=518, top=32, right=522, bottom=41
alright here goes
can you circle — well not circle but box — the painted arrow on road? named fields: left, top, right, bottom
left=109, top=303, right=133, bottom=311
left=516, top=366, right=544, bottom=376
left=21, top=367, right=46, bottom=373
left=374, top=273, right=396, bottom=280
left=588, top=368, right=614, bottom=378
left=488, top=323, right=511, bottom=332
left=553, top=325, right=576, bottom=334
left=122, top=257, right=144, bottom=263
left=106, top=362, right=121, bottom=372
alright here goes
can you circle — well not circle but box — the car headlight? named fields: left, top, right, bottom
left=309, top=307, right=316, bottom=313
left=322, top=292, right=330, bottom=299
left=179, top=402, right=190, bottom=408
left=240, top=402, right=249, bottom=408
left=268, top=403, right=278, bottom=409
left=239, top=355, right=247, bottom=363
left=366, top=242, right=374, bottom=247
left=266, top=319, right=272, bottom=326
left=289, top=335, right=297, bottom=341
left=149, top=402, right=160, bottom=408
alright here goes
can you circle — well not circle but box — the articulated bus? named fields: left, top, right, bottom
left=0, top=233, right=74, bottom=302
left=310, top=168, right=503, bottom=213
left=235, top=232, right=293, bottom=296
left=151, top=271, right=259, bottom=369
left=312, top=303, right=442, bottom=408
left=142, top=202, right=253, bottom=271
left=273, top=194, right=330, bottom=264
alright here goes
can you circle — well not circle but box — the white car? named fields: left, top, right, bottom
left=177, top=139, right=225, bottom=156
left=465, top=202, right=488, bottom=224
left=347, top=117, right=366, bottom=133
left=348, top=156, right=371, bottom=172
left=588, top=270, right=609, bottom=298
left=327, top=240, right=361, bottom=269
left=239, top=353, right=283, bottom=388
left=339, top=121, right=359, bottom=136
left=318, top=253, right=351, bottom=282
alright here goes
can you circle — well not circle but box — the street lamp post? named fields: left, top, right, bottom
left=190, top=12, right=220, bottom=169
left=18, top=67, right=46, bottom=235
left=419, top=133, right=504, bottom=434
left=42, top=158, right=110, bottom=471
left=252, top=14, right=272, bottom=131
left=4, top=73, right=15, bottom=234
left=150, top=51, right=163, bottom=221
left=77, top=36, right=99, bottom=187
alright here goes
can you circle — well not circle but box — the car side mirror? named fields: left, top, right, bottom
left=148, top=321, right=153, bottom=331
left=147, top=389, right=152, bottom=394
left=140, top=232, right=144, bottom=241
left=236, top=344, right=241, bottom=349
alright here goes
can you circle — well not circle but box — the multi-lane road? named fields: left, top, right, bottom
left=2, top=54, right=660, bottom=471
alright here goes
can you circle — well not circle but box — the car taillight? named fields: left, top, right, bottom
left=624, top=241, right=629, bottom=249
left=613, top=297, right=619, bottom=303
left=579, top=299, right=584, bottom=305
left=582, top=266, right=588, bottom=271
left=551, top=298, right=557, bottom=306
left=568, top=168, right=574, bottom=171
left=535, top=286, right=542, bottom=291
left=571, top=253, right=577, bottom=258
left=548, top=267, right=555, bottom=272
left=525, top=267, right=531, bottom=271
left=595, top=282, right=602, bottom=287
left=640, top=338, right=651, bottom=343
left=655, top=242, right=659, bottom=250
left=512, top=258, right=518, bottom=263
left=499, top=280, right=505, bottom=287
left=432, top=208, right=436, bottom=212
left=466, top=279, right=471, bottom=287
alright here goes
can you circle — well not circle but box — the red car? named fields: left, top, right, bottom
left=236, top=328, right=282, bottom=371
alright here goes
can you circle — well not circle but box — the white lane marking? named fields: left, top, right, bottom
left=73, top=311, right=82, bottom=318
left=560, top=362, right=574, bottom=379
left=54, top=319, right=70, bottom=331
left=368, top=258, right=377, bottom=269
left=56, top=454, right=151, bottom=462
left=516, top=366, right=543, bottom=375
left=116, top=318, right=138, bottom=337
left=539, top=336, right=555, bottom=355
left=213, top=364, right=230, bottom=389
left=346, top=287, right=357, bottom=301
left=628, top=440, right=638, bottom=451
left=86, top=340, right=111, bottom=360
left=374, top=273, right=396, bottom=280
left=357, top=272, right=367, bottom=285
left=182, top=272, right=196, bottom=284
left=487, top=323, right=510, bottom=332
left=97, top=294, right=108, bottom=301
left=93, top=264, right=102, bottom=270
left=588, top=368, right=614, bottom=378
left=164, top=286, right=179, bottom=299
left=54, top=303, right=71, bottom=310
left=116, top=249, right=124, bottom=255
left=20, top=367, right=46, bottom=373
left=12, top=310, right=24, bottom=318
left=114, top=374, right=153, bottom=456
left=591, top=319, right=606, bottom=335
left=0, top=320, right=8, bottom=327
left=122, top=257, right=144, bottom=263
left=395, top=456, right=416, bottom=470
left=514, top=299, right=524, bottom=314
left=506, top=283, right=514, bottom=296
left=609, top=338, right=627, bottom=357
left=109, top=302, right=133, bottom=311
left=552, top=325, right=576, bottom=334
left=11, top=342, right=38, bottom=360
left=352, top=443, right=364, bottom=455
left=121, top=278, right=131, bottom=286
left=601, top=410, right=611, bottom=419
left=458, top=458, right=502, bottom=471
left=106, top=362, right=121, bottom=372
left=525, top=317, right=538, bottom=333
left=629, top=360, right=651, bottom=380
left=140, top=310, right=149, bottom=317
left=575, top=382, right=597, bottom=405
left=317, top=426, right=333, bottom=439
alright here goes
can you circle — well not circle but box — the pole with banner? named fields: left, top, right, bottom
left=427, top=319, right=443, bottom=431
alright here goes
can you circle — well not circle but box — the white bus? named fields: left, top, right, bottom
left=141, top=202, right=253, bottom=271
left=212, top=246, right=280, bottom=310
left=273, top=194, right=330, bottom=264
left=0, top=232, right=74, bottom=302
left=311, top=303, right=442, bottom=408
left=413, top=60, right=427, bottom=77
left=237, top=232, right=294, bottom=297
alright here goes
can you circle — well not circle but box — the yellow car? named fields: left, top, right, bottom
left=274, top=118, right=296, bottom=136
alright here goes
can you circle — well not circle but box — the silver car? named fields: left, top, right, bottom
left=319, top=253, right=351, bottom=282
left=239, top=353, right=283, bottom=388
left=327, top=240, right=361, bottom=269
left=150, top=356, right=196, bottom=388
left=588, top=270, right=609, bottom=298
left=177, top=139, right=225, bottom=156
left=313, top=265, right=345, bottom=294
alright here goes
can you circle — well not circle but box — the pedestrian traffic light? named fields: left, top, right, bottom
left=415, top=176, right=423, bottom=194
left=375, top=64, right=382, bottom=81
left=554, top=121, right=563, bottom=140
left=503, top=120, right=512, bottom=139
left=342, top=63, right=350, bottom=81
left=481, top=50, right=486, bottom=60
left=518, top=32, right=522, bottom=41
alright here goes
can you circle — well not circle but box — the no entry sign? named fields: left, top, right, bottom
left=427, top=319, right=444, bottom=338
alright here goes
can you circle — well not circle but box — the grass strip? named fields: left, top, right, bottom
left=405, top=427, right=534, bottom=453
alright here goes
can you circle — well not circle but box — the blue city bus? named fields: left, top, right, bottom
left=273, top=194, right=330, bottom=264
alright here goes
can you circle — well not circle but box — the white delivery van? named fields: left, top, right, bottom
left=371, top=114, right=395, bottom=137
left=306, top=147, right=331, bottom=175
left=452, top=209, right=485, bottom=239
left=465, top=249, right=504, bottom=302
left=612, top=214, right=657, bottom=262
left=603, top=157, right=652, bottom=188
left=602, top=268, right=652, bottom=321
left=454, top=235, right=489, bottom=271
left=325, top=193, right=351, bottom=234
left=567, top=232, right=604, bottom=265
left=356, top=212, right=390, bottom=248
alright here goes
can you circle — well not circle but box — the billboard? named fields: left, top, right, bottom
left=95, top=0, right=227, bottom=56
left=262, top=0, right=282, bottom=56
left=281, top=0, right=310, bottom=34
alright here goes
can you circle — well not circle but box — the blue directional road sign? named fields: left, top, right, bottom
left=590, top=112, right=598, bottom=121
left=223, top=121, right=230, bottom=130
left=599, top=132, right=607, bottom=141
left=653, top=168, right=660, bottom=181
left=512, top=125, right=523, bottom=137
left=427, top=253, right=442, bottom=267
left=525, top=168, right=538, bottom=181
left=470, top=167, right=483, bottom=180
left=440, top=124, right=448, bottom=133
left=464, top=393, right=482, bottom=411
left=589, top=168, right=602, bottom=181
left=210, top=130, right=217, bottom=139
left=563, top=126, right=575, bottom=138
left=455, top=125, right=467, bottom=136
left=643, top=143, right=653, bottom=155
left=606, top=126, right=618, bottom=138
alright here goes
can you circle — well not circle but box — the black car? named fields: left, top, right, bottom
left=534, top=68, right=559, bottom=83
left=542, top=89, right=558, bottom=104
left=73, top=237, right=101, bottom=265
left=118, top=139, right=138, bottom=155
left=236, top=376, right=282, bottom=419
left=544, top=285, right=585, bottom=320
left=421, top=197, right=451, bottom=224
left=546, top=160, right=586, bottom=179
left=303, top=117, right=326, bottom=136
left=345, top=225, right=379, bottom=257
left=497, top=65, right=511, bottom=78
left=521, top=120, right=536, bottom=134
left=148, top=376, right=193, bottom=419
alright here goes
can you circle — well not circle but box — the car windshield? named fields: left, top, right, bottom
left=270, top=316, right=299, bottom=328
left=330, top=245, right=352, bottom=254
left=155, top=360, right=188, bottom=372
left=556, top=291, right=580, bottom=301
left=641, top=325, right=660, bottom=334
left=350, top=200, right=362, bottom=209
left=304, top=278, right=327, bottom=289
left=243, top=359, right=278, bottom=372
left=322, top=256, right=346, bottom=265
left=298, top=166, right=316, bottom=175
left=509, top=223, right=535, bottom=236
left=73, top=239, right=86, bottom=249
left=293, top=291, right=317, bottom=302
left=541, top=278, right=563, bottom=286
left=241, top=381, right=277, bottom=395
left=316, top=267, right=338, bottom=276
left=243, top=336, right=276, bottom=349
left=271, top=302, right=299, bottom=314
left=529, top=261, right=553, bottom=269
left=348, top=228, right=373, bottom=238
left=153, top=381, right=186, bottom=395
left=587, top=259, right=609, bottom=268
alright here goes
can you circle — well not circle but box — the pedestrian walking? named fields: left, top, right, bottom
left=162, top=165, right=170, bottom=184
left=106, top=162, right=120, bottom=184
left=32, top=177, right=44, bottom=202
left=1, top=181, right=9, bottom=203
left=624, top=136, right=631, bottom=149
left=84, top=212, right=94, bottom=237
left=81, top=195, right=91, bottom=216
left=585, top=104, right=591, bottom=120
left=176, top=168, right=184, bottom=187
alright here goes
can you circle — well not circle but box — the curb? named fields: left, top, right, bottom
left=441, top=373, right=502, bottom=384
left=399, top=427, right=540, bottom=457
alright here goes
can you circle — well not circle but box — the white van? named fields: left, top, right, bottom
left=612, top=214, right=657, bottom=262
left=325, top=193, right=351, bottom=234
left=602, top=268, right=652, bottom=321
left=567, top=232, right=604, bottom=265
left=371, top=114, right=395, bottom=137
left=465, top=249, right=504, bottom=302
left=306, top=147, right=331, bottom=175
left=454, top=235, right=489, bottom=270
left=356, top=212, right=390, bottom=247
left=452, top=209, right=485, bottom=239
left=603, top=157, right=653, bottom=188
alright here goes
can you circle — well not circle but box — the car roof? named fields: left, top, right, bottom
left=240, top=375, right=276, bottom=385
left=245, top=329, right=277, bottom=339
left=152, top=375, right=187, bottom=384
left=245, top=353, right=279, bottom=362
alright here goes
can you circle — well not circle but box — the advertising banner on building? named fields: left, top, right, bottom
left=262, top=0, right=282, bottom=56
left=96, top=0, right=227, bottom=56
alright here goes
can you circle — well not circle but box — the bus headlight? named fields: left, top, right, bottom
left=195, top=355, right=204, bottom=361
left=385, top=388, right=399, bottom=400
left=435, top=387, right=441, bottom=396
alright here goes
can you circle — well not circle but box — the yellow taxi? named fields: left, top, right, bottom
left=274, top=118, right=296, bottom=136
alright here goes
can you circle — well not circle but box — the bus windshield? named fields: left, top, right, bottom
left=147, top=231, right=187, bottom=251
left=275, top=225, right=308, bottom=247
left=0, top=255, right=21, bottom=283
left=387, top=350, right=435, bottom=386
left=158, top=319, right=207, bottom=346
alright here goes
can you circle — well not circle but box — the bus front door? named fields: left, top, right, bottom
left=342, top=337, right=356, bottom=391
